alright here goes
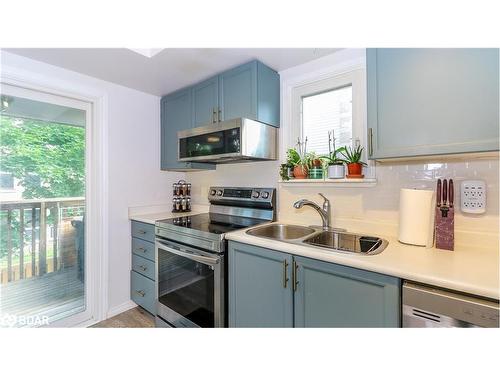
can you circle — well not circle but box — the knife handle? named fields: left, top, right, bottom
left=449, top=179, right=454, bottom=208
left=437, top=179, right=442, bottom=207
left=442, top=179, right=448, bottom=206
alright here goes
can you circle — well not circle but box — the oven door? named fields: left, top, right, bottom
left=155, top=238, right=224, bottom=328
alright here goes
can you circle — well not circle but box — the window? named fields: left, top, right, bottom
left=289, top=69, right=367, bottom=161
left=302, top=85, right=353, bottom=155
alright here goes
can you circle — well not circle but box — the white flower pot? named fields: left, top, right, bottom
left=327, top=164, right=345, bottom=179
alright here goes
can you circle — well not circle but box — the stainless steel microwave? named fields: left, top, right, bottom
left=177, top=118, right=277, bottom=163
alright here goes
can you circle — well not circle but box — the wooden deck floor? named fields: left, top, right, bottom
left=0, top=267, right=84, bottom=327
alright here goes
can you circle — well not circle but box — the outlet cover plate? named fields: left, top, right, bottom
left=460, top=180, right=486, bottom=214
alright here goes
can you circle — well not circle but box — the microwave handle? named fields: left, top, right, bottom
left=156, top=239, right=220, bottom=266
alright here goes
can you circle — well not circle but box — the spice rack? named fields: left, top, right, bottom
left=172, top=179, right=191, bottom=213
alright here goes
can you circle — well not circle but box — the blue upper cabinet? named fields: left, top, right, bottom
left=160, top=88, right=215, bottom=171
left=367, top=48, right=499, bottom=159
left=192, top=76, right=219, bottom=127
left=176, top=61, right=279, bottom=129
left=217, top=60, right=280, bottom=126
left=219, top=61, right=257, bottom=122
left=293, top=256, right=400, bottom=327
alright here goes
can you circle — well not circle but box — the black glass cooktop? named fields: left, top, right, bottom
left=157, top=213, right=267, bottom=235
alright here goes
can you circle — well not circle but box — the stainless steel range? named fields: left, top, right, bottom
left=155, top=186, right=276, bottom=328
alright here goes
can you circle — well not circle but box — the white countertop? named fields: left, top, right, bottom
left=128, top=204, right=209, bottom=224
left=225, top=222, right=500, bottom=300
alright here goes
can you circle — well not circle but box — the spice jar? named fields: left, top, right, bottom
left=174, top=197, right=181, bottom=211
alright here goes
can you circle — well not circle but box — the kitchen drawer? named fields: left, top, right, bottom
left=132, top=237, right=155, bottom=262
left=132, top=254, right=155, bottom=280
left=131, top=271, right=155, bottom=314
left=131, top=220, right=155, bottom=243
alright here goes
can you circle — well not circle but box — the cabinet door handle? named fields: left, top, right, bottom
left=368, top=128, right=373, bottom=157
left=212, top=107, right=217, bottom=123
left=282, top=259, right=289, bottom=288
left=218, top=108, right=222, bottom=122
left=292, top=260, right=299, bottom=291
left=135, top=290, right=145, bottom=297
left=139, top=265, right=147, bottom=271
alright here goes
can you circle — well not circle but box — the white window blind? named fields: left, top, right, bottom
left=301, top=85, right=353, bottom=155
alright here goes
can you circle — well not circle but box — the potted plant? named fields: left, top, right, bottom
left=285, top=148, right=300, bottom=179
left=341, top=144, right=367, bottom=178
left=320, top=131, right=347, bottom=179
left=289, top=137, right=310, bottom=179
left=306, top=151, right=323, bottom=179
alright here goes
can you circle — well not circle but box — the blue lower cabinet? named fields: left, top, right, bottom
left=228, top=241, right=401, bottom=328
left=131, top=271, right=155, bottom=314
left=293, top=256, right=400, bottom=327
left=131, top=220, right=155, bottom=243
left=131, top=221, right=156, bottom=314
left=132, top=254, right=155, bottom=281
left=132, top=237, right=155, bottom=262
left=228, top=241, right=293, bottom=327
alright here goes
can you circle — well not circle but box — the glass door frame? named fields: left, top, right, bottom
left=0, top=82, right=103, bottom=327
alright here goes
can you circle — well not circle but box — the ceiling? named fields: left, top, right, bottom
left=4, top=48, right=340, bottom=96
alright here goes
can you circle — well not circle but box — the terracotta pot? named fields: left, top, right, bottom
left=311, top=159, right=322, bottom=167
left=293, top=165, right=309, bottom=179
left=346, top=162, right=363, bottom=176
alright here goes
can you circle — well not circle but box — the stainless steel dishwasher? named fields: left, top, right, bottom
left=402, top=281, right=499, bottom=328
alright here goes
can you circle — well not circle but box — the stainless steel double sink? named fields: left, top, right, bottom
left=246, top=223, right=388, bottom=255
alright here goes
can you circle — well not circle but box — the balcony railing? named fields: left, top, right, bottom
left=0, top=197, right=85, bottom=284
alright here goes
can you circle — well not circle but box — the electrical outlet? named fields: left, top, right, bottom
left=461, top=180, right=486, bottom=214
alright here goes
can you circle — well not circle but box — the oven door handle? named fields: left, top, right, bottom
left=156, top=239, right=220, bottom=266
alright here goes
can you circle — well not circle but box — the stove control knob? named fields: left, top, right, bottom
left=210, top=189, right=217, bottom=196
left=252, top=191, right=260, bottom=199
left=261, top=191, right=270, bottom=199
left=216, top=190, right=223, bottom=196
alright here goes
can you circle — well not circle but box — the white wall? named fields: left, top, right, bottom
left=0, top=51, right=184, bottom=316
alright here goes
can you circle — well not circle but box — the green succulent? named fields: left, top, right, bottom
left=341, top=145, right=367, bottom=165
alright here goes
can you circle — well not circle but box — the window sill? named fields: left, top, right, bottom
left=279, top=178, right=377, bottom=187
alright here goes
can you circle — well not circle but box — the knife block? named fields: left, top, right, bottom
left=435, top=206, right=454, bottom=250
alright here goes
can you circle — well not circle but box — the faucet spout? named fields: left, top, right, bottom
left=293, top=194, right=331, bottom=230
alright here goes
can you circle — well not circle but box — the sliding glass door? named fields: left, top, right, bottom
left=0, top=84, right=91, bottom=327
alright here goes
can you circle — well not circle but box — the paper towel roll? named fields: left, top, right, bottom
left=398, top=188, right=435, bottom=247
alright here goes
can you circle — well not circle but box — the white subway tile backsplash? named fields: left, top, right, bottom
left=279, top=158, right=499, bottom=249
left=189, top=155, right=499, bottom=250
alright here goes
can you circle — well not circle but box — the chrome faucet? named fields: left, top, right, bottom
left=293, top=193, right=331, bottom=230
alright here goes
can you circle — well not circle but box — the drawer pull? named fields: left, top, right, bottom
left=137, top=247, right=146, bottom=252
left=139, top=265, right=148, bottom=271
left=135, top=290, right=146, bottom=297
left=138, top=230, right=147, bottom=235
